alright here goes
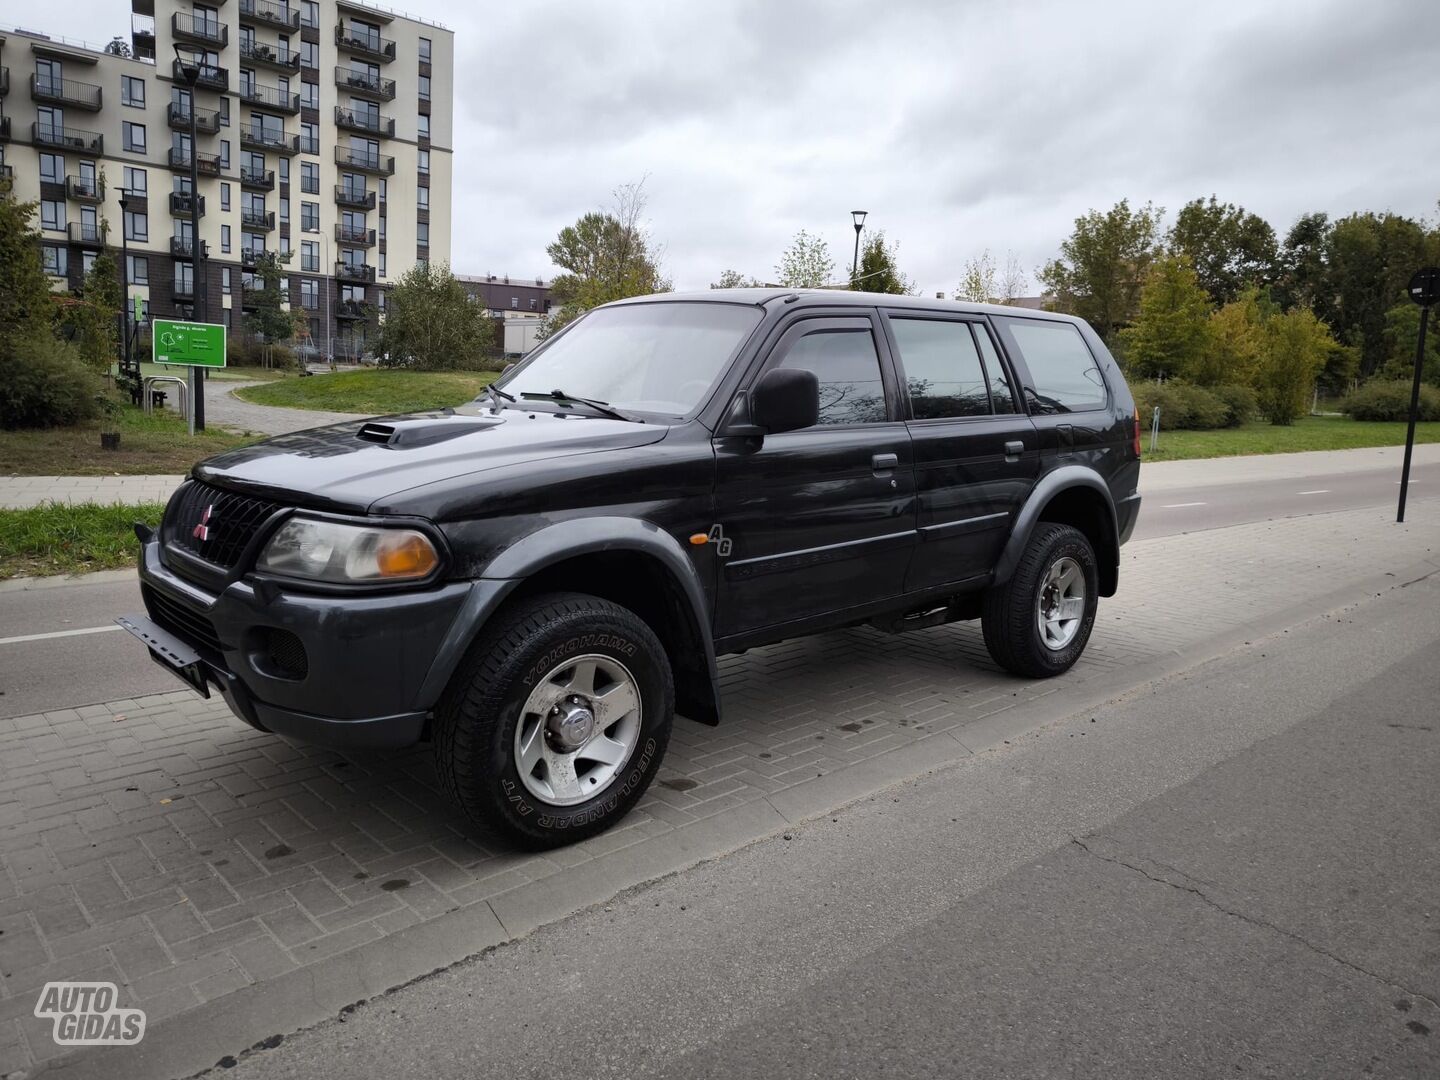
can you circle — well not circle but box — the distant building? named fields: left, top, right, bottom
left=456, top=274, right=552, bottom=356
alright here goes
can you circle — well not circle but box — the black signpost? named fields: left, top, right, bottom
left=1397, top=266, right=1440, bottom=523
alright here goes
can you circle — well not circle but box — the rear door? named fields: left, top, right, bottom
left=881, top=311, right=1038, bottom=592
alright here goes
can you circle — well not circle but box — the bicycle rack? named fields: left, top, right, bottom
left=143, top=375, right=189, bottom=420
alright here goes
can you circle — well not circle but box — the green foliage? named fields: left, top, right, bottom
left=1143, top=415, right=1440, bottom=462
left=0, top=335, right=102, bottom=429
left=1208, top=383, right=1258, bottom=427
left=1038, top=199, right=1163, bottom=342
left=775, top=229, right=835, bottom=289
left=66, top=251, right=123, bottom=372
left=851, top=230, right=915, bottom=294
left=954, top=249, right=1028, bottom=305
left=1168, top=196, right=1277, bottom=305
left=1133, top=381, right=1230, bottom=431
left=1118, top=255, right=1212, bottom=380
left=1274, top=212, right=1331, bottom=313
left=0, top=186, right=56, bottom=361
left=1256, top=307, right=1333, bottom=425
left=1377, top=303, right=1440, bottom=386
left=546, top=182, right=668, bottom=334
left=711, top=270, right=764, bottom=289
left=243, top=251, right=296, bottom=344
left=1340, top=381, right=1440, bottom=422
left=1200, top=287, right=1269, bottom=387
left=376, top=262, right=499, bottom=371
left=235, top=368, right=497, bottom=414
left=0, top=500, right=164, bottom=579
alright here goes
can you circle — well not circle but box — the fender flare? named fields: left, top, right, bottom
left=415, top=518, right=722, bottom=724
left=993, top=466, right=1120, bottom=593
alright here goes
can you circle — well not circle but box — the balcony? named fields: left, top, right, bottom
left=335, top=299, right=372, bottom=320
left=65, top=175, right=103, bottom=202
left=334, top=66, right=395, bottom=102
left=173, top=59, right=229, bottom=93
left=172, top=12, right=228, bottom=48
left=334, top=145, right=394, bottom=175
left=240, top=166, right=275, bottom=190
left=333, top=106, right=394, bottom=137
left=239, top=0, right=300, bottom=31
left=32, top=123, right=103, bottom=154
left=241, top=248, right=267, bottom=269
left=240, top=125, right=299, bottom=154
left=167, top=147, right=223, bottom=177
left=172, top=280, right=195, bottom=301
left=334, top=24, right=395, bottom=63
left=239, top=81, right=300, bottom=114
left=169, top=236, right=209, bottom=259
left=335, top=261, right=376, bottom=283
left=169, top=191, right=206, bottom=217
left=242, top=208, right=276, bottom=231
left=334, top=185, right=376, bottom=210
left=335, top=223, right=375, bottom=247
left=166, top=102, right=221, bottom=135
left=0, top=66, right=9, bottom=95
left=0, top=115, right=8, bottom=143
left=298, top=134, right=319, bottom=154
left=30, top=74, right=102, bottom=111
left=239, top=40, right=301, bottom=73
left=67, top=221, right=106, bottom=247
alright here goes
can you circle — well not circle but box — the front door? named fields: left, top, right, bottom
left=881, top=312, right=1038, bottom=592
left=712, top=313, right=916, bottom=641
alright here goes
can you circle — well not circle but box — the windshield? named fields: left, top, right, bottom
left=496, top=302, right=763, bottom=419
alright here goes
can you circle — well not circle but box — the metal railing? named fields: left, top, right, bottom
left=166, top=102, right=221, bottom=133
left=335, top=223, right=375, bottom=246
left=240, top=126, right=299, bottom=153
left=240, top=166, right=275, bottom=189
left=239, top=40, right=301, bottom=71
left=171, top=11, right=228, bottom=47
left=172, top=59, right=229, bottom=92
left=169, top=191, right=205, bottom=217
left=32, top=123, right=103, bottom=153
left=30, top=74, right=103, bottom=110
left=335, top=261, right=376, bottom=283
left=333, top=145, right=394, bottom=174
left=241, top=208, right=276, bottom=231
left=65, top=174, right=103, bottom=201
left=334, top=24, right=395, bottom=62
left=333, top=106, right=394, bottom=136
left=239, top=82, right=300, bottom=112
left=334, top=185, right=376, bottom=209
left=167, top=147, right=222, bottom=176
left=239, top=0, right=300, bottom=31
left=333, top=66, right=396, bottom=100
left=67, top=221, right=105, bottom=246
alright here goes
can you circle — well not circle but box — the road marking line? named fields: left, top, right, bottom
left=1161, top=502, right=1207, bottom=508
left=1297, top=489, right=1330, bottom=495
left=0, top=625, right=125, bottom=646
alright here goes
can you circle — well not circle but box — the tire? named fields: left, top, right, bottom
left=433, top=591, right=673, bottom=849
left=982, top=523, right=1099, bottom=679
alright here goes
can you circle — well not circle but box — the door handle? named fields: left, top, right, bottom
left=1004, top=440, right=1025, bottom=461
left=872, top=452, right=899, bottom=472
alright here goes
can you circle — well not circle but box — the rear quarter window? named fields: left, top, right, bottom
left=993, top=317, right=1107, bottom=414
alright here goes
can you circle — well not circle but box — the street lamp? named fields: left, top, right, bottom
left=117, top=187, right=133, bottom=390
left=173, top=43, right=206, bottom=430
left=851, top=209, right=868, bottom=288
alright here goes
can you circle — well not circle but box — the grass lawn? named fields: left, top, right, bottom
left=134, top=362, right=293, bottom=383
left=0, top=502, right=163, bottom=579
left=234, top=368, right=498, bottom=414
left=1145, top=415, right=1440, bottom=461
left=0, top=401, right=258, bottom=476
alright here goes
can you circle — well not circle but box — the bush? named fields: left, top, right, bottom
left=1209, top=383, right=1258, bottom=427
left=0, top=336, right=101, bottom=429
left=1132, top=380, right=1230, bottom=431
left=1339, top=381, right=1440, bottom=422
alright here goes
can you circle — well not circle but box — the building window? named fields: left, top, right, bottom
left=300, top=278, right=318, bottom=309
left=41, top=199, right=65, bottom=231
left=379, top=251, right=386, bottom=276
left=300, top=122, right=318, bottom=155
left=127, top=254, right=149, bottom=285
left=220, top=140, right=231, bottom=170
left=301, top=161, right=318, bottom=194
left=220, top=97, right=230, bottom=126
left=530, top=298, right=538, bottom=311
left=39, top=153, right=64, bottom=184
left=82, top=250, right=98, bottom=276
left=300, top=40, right=317, bottom=68
left=379, top=178, right=387, bottom=202
left=222, top=267, right=231, bottom=295
left=300, top=0, right=319, bottom=29
left=377, top=290, right=385, bottom=312
left=123, top=122, right=147, bottom=153
left=417, top=186, right=429, bottom=209
left=279, top=196, right=289, bottom=223
left=42, top=245, right=67, bottom=277
left=417, top=221, right=428, bottom=246
left=121, top=75, right=145, bottom=107
left=378, top=215, right=385, bottom=240
left=417, top=149, right=429, bottom=175
left=301, top=201, right=318, bottom=231
left=302, top=240, right=318, bottom=272
left=220, top=183, right=231, bottom=211
left=301, top=80, right=318, bottom=108
left=418, top=37, right=431, bottom=63
left=221, top=224, right=231, bottom=254
left=122, top=166, right=147, bottom=195
left=279, top=235, right=290, bottom=255
left=418, top=74, right=430, bottom=101
left=124, top=210, right=148, bottom=242
left=417, top=114, right=430, bottom=140
left=511, top=296, right=519, bottom=309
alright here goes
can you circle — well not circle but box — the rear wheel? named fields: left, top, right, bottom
left=433, top=591, right=673, bottom=849
left=982, top=523, right=1098, bottom=678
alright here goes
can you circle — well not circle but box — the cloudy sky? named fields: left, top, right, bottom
left=26, top=0, right=1440, bottom=294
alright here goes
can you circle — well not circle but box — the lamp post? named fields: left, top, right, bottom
left=174, top=44, right=206, bottom=430
left=117, top=187, right=133, bottom=389
left=850, top=209, right=868, bottom=288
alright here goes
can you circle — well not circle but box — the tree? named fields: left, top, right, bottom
left=1202, top=287, right=1268, bottom=387
left=243, top=251, right=295, bottom=345
left=68, top=250, right=123, bottom=372
left=104, top=37, right=132, bottom=57
left=1167, top=195, right=1277, bottom=306
left=851, top=231, right=915, bottom=294
left=1037, top=199, right=1163, bottom=342
left=0, top=186, right=55, bottom=361
left=378, top=261, right=498, bottom=370
left=1274, top=211, right=1331, bottom=314
left=956, top=249, right=1028, bottom=304
left=1255, top=307, right=1333, bottom=425
left=711, top=269, right=764, bottom=289
left=1378, top=302, right=1440, bottom=387
left=1323, top=211, right=1435, bottom=377
left=546, top=181, right=668, bottom=334
left=774, top=229, right=834, bottom=288
left=1117, top=255, right=1212, bottom=381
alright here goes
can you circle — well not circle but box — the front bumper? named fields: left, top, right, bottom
left=127, top=536, right=479, bottom=749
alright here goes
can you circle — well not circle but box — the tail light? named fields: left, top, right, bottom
left=1133, top=407, right=1142, bottom=457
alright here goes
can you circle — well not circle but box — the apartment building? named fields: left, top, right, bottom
left=0, top=0, right=451, bottom=359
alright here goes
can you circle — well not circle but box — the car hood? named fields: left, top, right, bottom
left=194, top=404, right=670, bottom=513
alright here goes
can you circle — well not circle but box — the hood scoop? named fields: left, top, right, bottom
left=356, top=414, right=504, bottom=448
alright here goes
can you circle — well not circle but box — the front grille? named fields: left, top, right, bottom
left=264, top=628, right=309, bottom=679
left=144, top=585, right=224, bottom=655
left=166, top=480, right=283, bottom=571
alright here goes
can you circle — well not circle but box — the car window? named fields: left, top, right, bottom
left=973, top=323, right=1020, bottom=414
left=889, top=318, right=991, bottom=419
left=776, top=327, right=888, bottom=425
left=994, top=317, right=1107, bottom=413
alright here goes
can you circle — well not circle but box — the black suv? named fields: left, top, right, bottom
left=122, top=290, right=1141, bottom=847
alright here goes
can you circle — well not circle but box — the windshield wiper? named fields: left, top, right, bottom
left=520, top=389, right=637, bottom=423
left=478, top=383, right=515, bottom=413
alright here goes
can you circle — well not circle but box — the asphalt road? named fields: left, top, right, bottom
left=1, top=455, right=1435, bottom=720
left=219, top=554, right=1440, bottom=1079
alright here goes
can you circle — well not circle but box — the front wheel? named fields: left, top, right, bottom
left=982, top=523, right=1099, bottom=678
left=433, top=592, right=673, bottom=849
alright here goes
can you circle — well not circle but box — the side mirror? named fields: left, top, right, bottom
left=751, top=368, right=819, bottom=434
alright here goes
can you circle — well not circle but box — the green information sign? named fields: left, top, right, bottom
left=153, top=319, right=227, bottom=368
left=132, top=296, right=143, bottom=323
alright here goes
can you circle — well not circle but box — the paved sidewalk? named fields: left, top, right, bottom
left=188, top=382, right=357, bottom=437
left=0, top=476, right=186, bottom=510
left=1, top=497, right=1436, bottom=1076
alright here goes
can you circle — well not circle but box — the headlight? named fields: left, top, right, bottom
left=257, top=518, right=440, bottom=583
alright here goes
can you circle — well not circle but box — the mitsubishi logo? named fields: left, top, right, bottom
left=193, top=504, right=215, bottom=542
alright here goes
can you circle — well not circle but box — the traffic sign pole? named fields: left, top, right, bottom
left=1398, top=266, right=1440, bottom=523
left=151, top=318, right=227, bottom=436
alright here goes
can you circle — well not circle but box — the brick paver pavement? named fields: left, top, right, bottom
left=0, top=499, right=1436, bottom=1073
left=0, top=476, right=186, bottom=510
